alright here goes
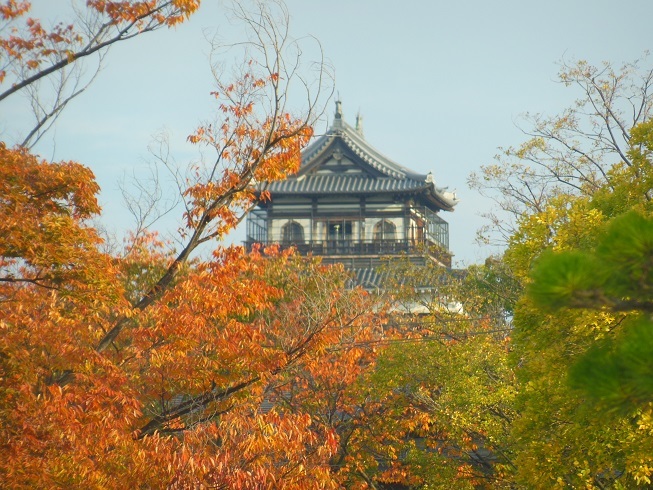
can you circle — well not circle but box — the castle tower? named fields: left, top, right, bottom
left=246, top=101, right=458, bottom=287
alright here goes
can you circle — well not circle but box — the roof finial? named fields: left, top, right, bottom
left=333, top=99, right=344, bottom=129
left=355, top=111, right=364, bottom=138
left=335, top=99, right=343, bottom=119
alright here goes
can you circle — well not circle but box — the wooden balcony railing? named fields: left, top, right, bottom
left=245, top=238, right=452, bottom=267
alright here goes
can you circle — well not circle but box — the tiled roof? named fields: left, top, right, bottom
left=267, top=174, right=429, bottom=194
left=348, top=267, right=389, bottom=290
left=301, top=124, right=424, bottom=181
left=265, top=103, right=459, bottom=211
left=349, top=265, right=466, bottom=290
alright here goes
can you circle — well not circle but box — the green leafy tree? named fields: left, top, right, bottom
left=468, top=55, right=653, bottom=487
left=346, top=257, right=521, bottom=489
left=506, top=119, right=653, bottom=487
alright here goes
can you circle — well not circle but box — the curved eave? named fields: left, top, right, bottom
left=270, top=110, right=459, bottom=212
left=338, top=121, right=427, bottom=180
left=300, top=122, right=427, bottom=181
left=265, top=179, right=458, bottom=212
left=420, top=183, right=458, bottom=212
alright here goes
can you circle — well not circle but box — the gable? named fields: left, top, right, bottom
left=301, top=140, right=385, bottom=178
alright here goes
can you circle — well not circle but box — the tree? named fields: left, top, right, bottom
left=529, top=212, right=653, bottom=411
left=1, top=0, right=202, bottom=148
left=336, top=256, right=521, bottom=489
left=465, top=57, right=653, bottom=487
left=256, top=281, right=391, bottom=489
left=0, top=1, right=382, bottom=487
left=469, top=56, right=653, bottom=245
left=504, top=119, right=653, bottom=488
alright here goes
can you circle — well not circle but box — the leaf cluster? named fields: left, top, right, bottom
left=505, top=118, right=653, bottom=487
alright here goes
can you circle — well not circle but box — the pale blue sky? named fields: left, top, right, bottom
left=3, top=1, right=653, bottom=266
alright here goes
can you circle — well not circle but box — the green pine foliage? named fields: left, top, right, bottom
left=529, top=211, right=653, bottom=312
left=597, top=212, right=653, bottom=301
left=528, top=250, right=606, bottom=310
left=569, top=315, right=653, bottom=412
left=527, top=210, right=653, bottom=414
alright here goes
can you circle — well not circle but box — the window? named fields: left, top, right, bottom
left=328, top=221, right=352, bottom=241
left=281, top=221, right=304, bottom=244
left=326, top=220, right=353, bottom=253
left=373, top=219, right=396, bottom=241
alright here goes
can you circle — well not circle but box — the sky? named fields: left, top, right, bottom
left=3, top=0, right=653, bottom=266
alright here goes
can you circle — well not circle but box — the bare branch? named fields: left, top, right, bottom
left=95, top=0, right=333, bottom=353
left=470, top=55, right=653, bottom=246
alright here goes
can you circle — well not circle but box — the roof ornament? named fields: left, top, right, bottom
left=426, top=172, right=434, bottom=184
left=332, top=148, right=343, bottom=162
left=333, top=99, right=344, bottom=129
left=335, top=100, right=343, bottom=118
left=355, top=111, right=364, bottom=138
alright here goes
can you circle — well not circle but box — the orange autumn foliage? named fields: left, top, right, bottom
left=0, top=0, right=200, bottom=95
left=0, top=48, right=387, bottom=485
left=0, top=2, right=387, bottom=486
left=0, top=141, right=384, bottom=487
